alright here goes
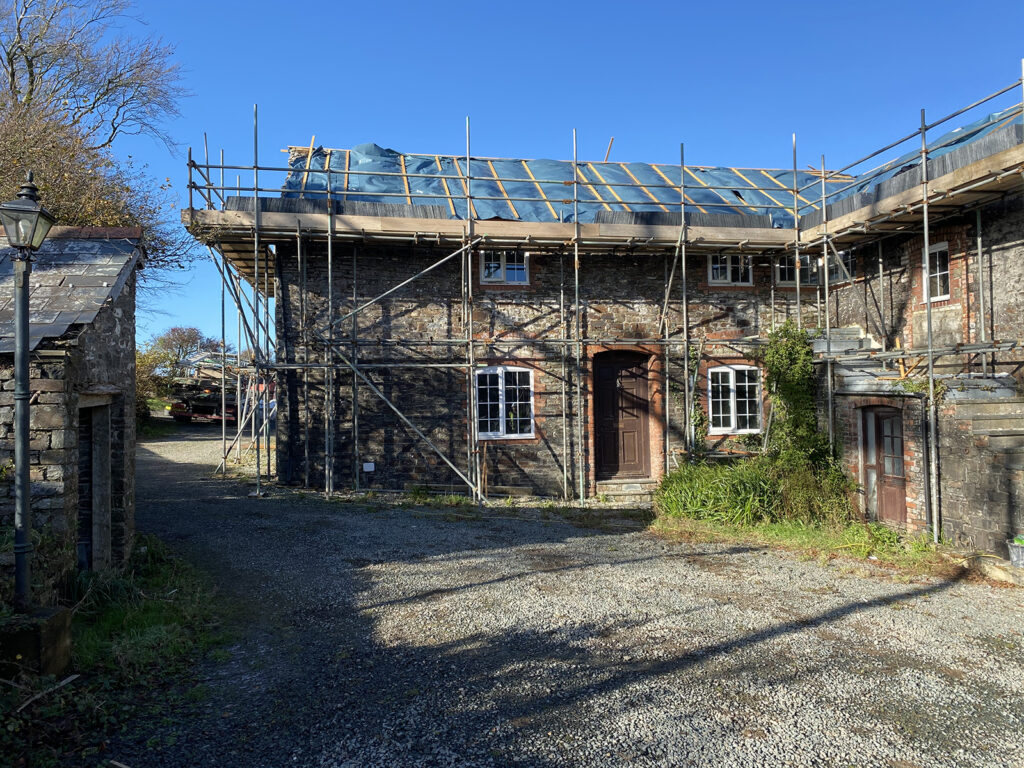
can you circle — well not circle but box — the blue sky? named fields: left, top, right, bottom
left=119, top=0, right=1024, bottom=347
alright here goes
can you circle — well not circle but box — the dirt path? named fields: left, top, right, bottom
left=111, top=425, right=1024, bottom=768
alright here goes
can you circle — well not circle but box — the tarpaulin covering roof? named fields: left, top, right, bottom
left=0, top=237, right=141, bottom=352
left=282, top=104, right=1023, bottom=230
left=283, top=145, right=845, bottom=228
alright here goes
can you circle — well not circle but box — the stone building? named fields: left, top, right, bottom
left=0, top=228, right=141, bottom=604
left=187, top=80, right=1024, bottom=554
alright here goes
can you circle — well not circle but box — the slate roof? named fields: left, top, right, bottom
left=0, top=234, right=142, bottom=353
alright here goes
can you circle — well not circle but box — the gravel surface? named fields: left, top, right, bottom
left=112, top=424, right=1024, bottom=768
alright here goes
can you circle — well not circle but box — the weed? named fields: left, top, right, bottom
left=0, top=535, right=225, bottom=765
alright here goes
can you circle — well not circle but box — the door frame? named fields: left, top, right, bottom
left=589, top=348, right=663, bottom=485
left=859, top=405, right=907, bottom=526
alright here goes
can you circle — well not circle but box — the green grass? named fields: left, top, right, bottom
left=0, top=535, right=225, bottom=766
left=138, top=418, right=179, bottom=439
left=650, top=514, right=952, bottom=574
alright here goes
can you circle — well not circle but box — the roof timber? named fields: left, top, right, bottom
left=187, top=134, right=1024, bottom=291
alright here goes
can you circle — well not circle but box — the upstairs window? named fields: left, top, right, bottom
left=708, top=366, right=762, bottom=434
left=924, top=242, right=949, bottom=301
left=481, top=249, right=529, bottom=285
left=776, top=254, right=819, bottom=286
left=476, top=366, right=534, bottom=439
left=708, top=253, right=752, bottom=285
left=828, top=249, right=856, bottom=284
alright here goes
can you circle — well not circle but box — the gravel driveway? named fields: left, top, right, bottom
left=112, top=425, right=1024, bottom=768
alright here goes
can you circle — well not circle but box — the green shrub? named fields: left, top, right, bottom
left=656, top=454, right=853, bottom=528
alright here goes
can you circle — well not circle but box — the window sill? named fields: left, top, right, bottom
left=478, top=434, right=537, bottom=443
left=709, top=429, right=762, bottom=436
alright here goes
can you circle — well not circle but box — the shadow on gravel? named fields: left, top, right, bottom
left=116, top=434, right=975, bottom=768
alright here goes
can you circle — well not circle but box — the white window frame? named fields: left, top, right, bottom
left=707, top=253, right=753, bottom=286
left=475, top=365, right=535, bottom=440
left=707, top=365, right=762, bottom=435
left=923, top=241, right=950, bottom=302
left=480, top=249, right=529, bottom=285
left=775, top=254, right=820, bottom=286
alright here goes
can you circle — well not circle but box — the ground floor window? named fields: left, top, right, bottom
left=476, top=366, right=534, bottom=439
left=708, top=365, right=761, bottom=434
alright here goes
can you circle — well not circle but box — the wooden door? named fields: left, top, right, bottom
left=862, top=408, right=906, bottom=525
left=595, top=353, right=651, bottom=479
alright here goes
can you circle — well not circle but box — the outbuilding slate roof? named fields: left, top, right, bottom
left=0, top=230, right=142, bottom=353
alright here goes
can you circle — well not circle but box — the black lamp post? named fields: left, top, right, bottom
left=0, top=173, right=56, bottom=612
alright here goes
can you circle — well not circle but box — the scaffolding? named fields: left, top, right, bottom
left=184, top=62, right=1024, bottom=540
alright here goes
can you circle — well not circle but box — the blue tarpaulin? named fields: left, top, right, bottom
left=283, top=105, right=1023, bottom=229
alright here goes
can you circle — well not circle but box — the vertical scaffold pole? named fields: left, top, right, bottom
left=253, top=104, right=261, bottom=495
left=573, top=129, right=585, bottom=502
left=466, top=116, right=480, bottom=501
left=352, top=245, right=360, bottom=490
left=220, top=248, right=227, bottom=474
left=821, top=154, right=833, bottom=451
left=325, top=154, right=335, bottom=494
left=976, top=209, right=988, bottom=377
left=921, top=108, right=939, bottom=544
left=560, top=253, right=569, bottom=499
left=792, top=134, right=802, bottom=331
left=299, top=227, right=309, bottom=488
left=680, top=143, right=691, bottom=453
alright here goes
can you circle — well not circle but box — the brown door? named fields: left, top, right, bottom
left=862, top=407, right=906, bottom=525
left=595, top=353, right=651, bottom=479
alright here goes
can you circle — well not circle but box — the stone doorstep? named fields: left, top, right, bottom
left=0, top=607, right=72, bottom=678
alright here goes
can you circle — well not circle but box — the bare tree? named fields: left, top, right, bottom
left=0, top=0, right=184, bottom=149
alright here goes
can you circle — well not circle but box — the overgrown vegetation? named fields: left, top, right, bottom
left=658, top=321, right=852, bottom=524
left=0, top=535, right=224, bottom=766
left=653, top=320, right=948, bottom=566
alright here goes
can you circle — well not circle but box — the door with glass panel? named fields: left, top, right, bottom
left=862, top=407, right=907, bottom=525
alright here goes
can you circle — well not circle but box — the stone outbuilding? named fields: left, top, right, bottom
left=0, top=227, right=142, bottom=605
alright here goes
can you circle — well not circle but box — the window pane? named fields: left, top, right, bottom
left=710, top=254, right=729, bottom=282
left=928, top=248, right=949, bottom=297
left=482, top=255, right=502, bottom=281
left=729, top=255, right=750, bottom=284
left=503, top=369, right=532, bottom=435
left=709, top=370, right=731, bottom=429
left=735, top=369, right=760, bottom=430
left=505, top=251, right=527, bottom=283
left=476, top=372, right=501, bottom=433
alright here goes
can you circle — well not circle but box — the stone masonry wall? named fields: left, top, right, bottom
left=827, top=193, right=1024, bottom=548
left=276, top=243, right=808, bottom=497
left=0, top=273, right=136, bottom=604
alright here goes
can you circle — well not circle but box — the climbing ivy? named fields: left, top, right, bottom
left=760, top=320, right=831, bottom=466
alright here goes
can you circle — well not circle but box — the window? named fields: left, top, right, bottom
left=707, top=253, right=752, bottom=285
left=476, top=366, right=534, bottom=439
left=480, top=249, right=529, bottom=284
left=924, top=242, right=949, bottom=301
left=708, top=366, right=761, bottom=434
left=827, top=249, right=856, bottom=284
left=776, top=254, right=819, bottom=286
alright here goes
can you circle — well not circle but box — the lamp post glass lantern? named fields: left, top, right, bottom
left=1, top=172, right=56, bottom=612
left=0, top=172, right=56, bottom=252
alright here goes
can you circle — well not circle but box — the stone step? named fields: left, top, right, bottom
left=595, top=479, right=658, bottom=503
